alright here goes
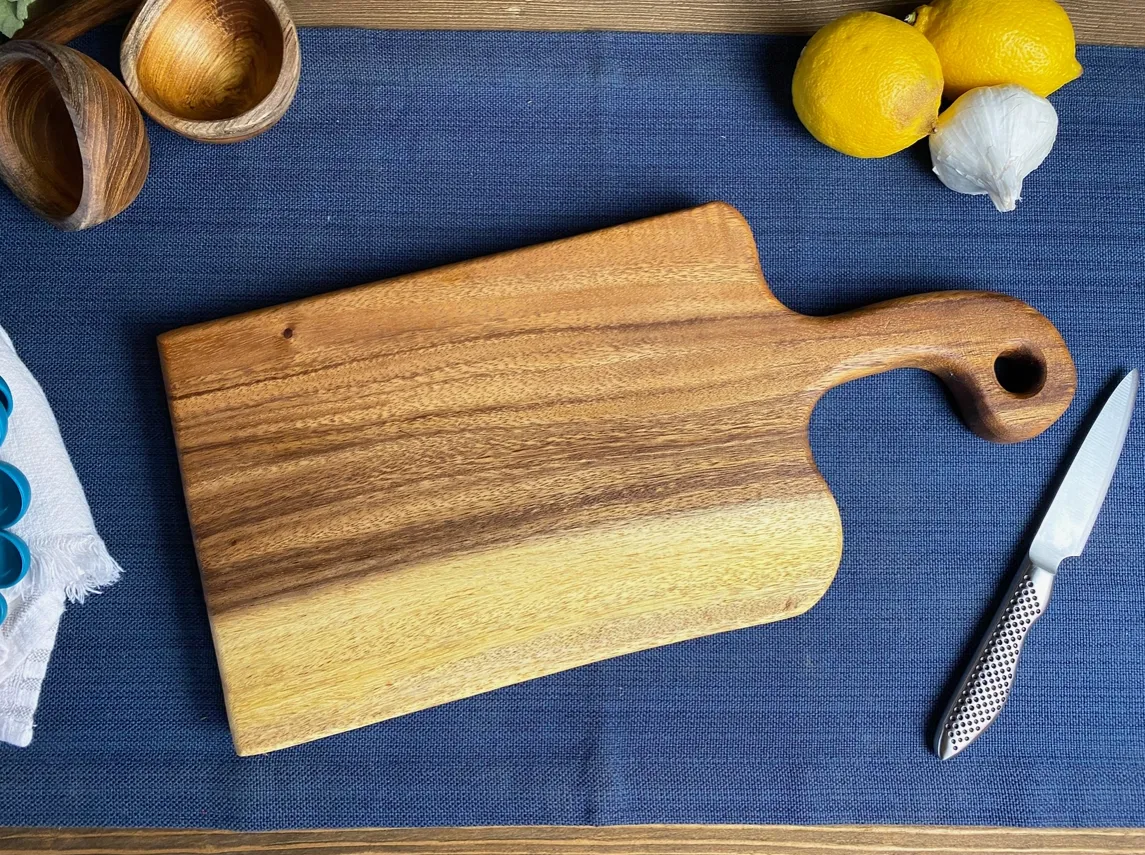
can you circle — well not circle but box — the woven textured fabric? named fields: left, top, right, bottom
left=0, top=27, right=1142, bottom=828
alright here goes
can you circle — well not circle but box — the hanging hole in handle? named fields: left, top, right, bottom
left=994, top=348, right=1046, bottom=397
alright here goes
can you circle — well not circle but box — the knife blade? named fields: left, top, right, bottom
left=935, top=369, right=1139, bottom=760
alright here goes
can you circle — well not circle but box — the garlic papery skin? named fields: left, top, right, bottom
left=929, top=84, right=1059, bottom=212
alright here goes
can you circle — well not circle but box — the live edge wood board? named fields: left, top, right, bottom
left=159, top=203, right=1075, bottom=755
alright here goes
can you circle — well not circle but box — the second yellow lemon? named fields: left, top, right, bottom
left=911, top=0, right=1083, bottom=98
left=793, top=12, right=944, bottom=159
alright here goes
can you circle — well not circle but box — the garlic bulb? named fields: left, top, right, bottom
left=929, top=84, right=1058, bottom=212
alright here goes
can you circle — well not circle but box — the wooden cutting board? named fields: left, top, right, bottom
left=160, top=203, right=1076, bottom=755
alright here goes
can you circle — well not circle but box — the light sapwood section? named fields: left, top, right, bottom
left=4, top=824, right=1145, bottom=854
left=282, top=0, right=1144, bottom=47
left=159, top=203, right=1075, bottom=755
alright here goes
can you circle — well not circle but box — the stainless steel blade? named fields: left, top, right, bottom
left=937, top=368, right=1139, bottom=759
left=1029, top=369, right=1139, bottom=572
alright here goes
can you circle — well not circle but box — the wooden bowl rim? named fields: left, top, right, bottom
left=120, top=0, right=301, bottom=144
left=0, top=40, right=98, bottom=229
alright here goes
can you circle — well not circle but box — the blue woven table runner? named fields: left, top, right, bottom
left=0, top=27, right=1142, bottom=828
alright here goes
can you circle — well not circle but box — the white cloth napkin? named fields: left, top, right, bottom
left=0, top=325, right=122, bottom=747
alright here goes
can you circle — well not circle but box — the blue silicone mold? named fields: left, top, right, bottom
left=0, top=375, right=30, bottom=623
left=0, top=461, right=30, bottom=529
left=0, top=531, right=29, bottom=589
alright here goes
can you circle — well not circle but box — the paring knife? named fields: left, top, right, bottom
left=936, top=369, right=1139, bottom=760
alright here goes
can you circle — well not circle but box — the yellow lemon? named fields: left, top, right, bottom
left=793, top=11, right=944, bottom=158
left=911, top=0, right=1083, bottom=98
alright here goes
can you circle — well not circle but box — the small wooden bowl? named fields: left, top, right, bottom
left=120, top=0, right=301, bottom=143
left=0, top=40, right=149, bottom=230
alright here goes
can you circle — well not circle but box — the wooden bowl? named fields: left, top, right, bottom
left=121, top=0, right=301, bottom=143
left=0, top=40, right=149, bottom=230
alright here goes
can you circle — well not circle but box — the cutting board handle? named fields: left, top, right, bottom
left=812, top=290, right=1075, bottom=443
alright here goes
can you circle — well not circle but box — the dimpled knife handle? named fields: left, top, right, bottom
left=936, top=558, right=1056, bottom=759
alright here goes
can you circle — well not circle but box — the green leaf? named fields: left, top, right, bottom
left=0, top=0, right=37, bottom=37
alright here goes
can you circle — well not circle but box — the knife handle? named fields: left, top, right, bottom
left=935, top=557, right=1056, bottom=759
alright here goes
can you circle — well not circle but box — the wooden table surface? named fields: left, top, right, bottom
left=6, top=0, right=1141, bottom=850
left=284, top=0, right=1144, bottom=47
left=5, top=825, right=1145, bottom=855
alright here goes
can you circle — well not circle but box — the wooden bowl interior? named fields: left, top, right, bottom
left=0, top=58, right=83, bottom=220
left=134, top=0, right=284, bottom=121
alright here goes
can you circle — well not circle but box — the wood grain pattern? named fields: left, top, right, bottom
left=15, top=0, right=301, bottom=144
left=120, top=0, right=301, bottom=143
left=0, top=39, right=148, bottom=230
left=160, top=203, right=1075, bottom=755
left=282, top=0, right=1144, bottom=48
left=13, top=0, right=137, bottom=43
left=5, top=825, right=1145, bottom=855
